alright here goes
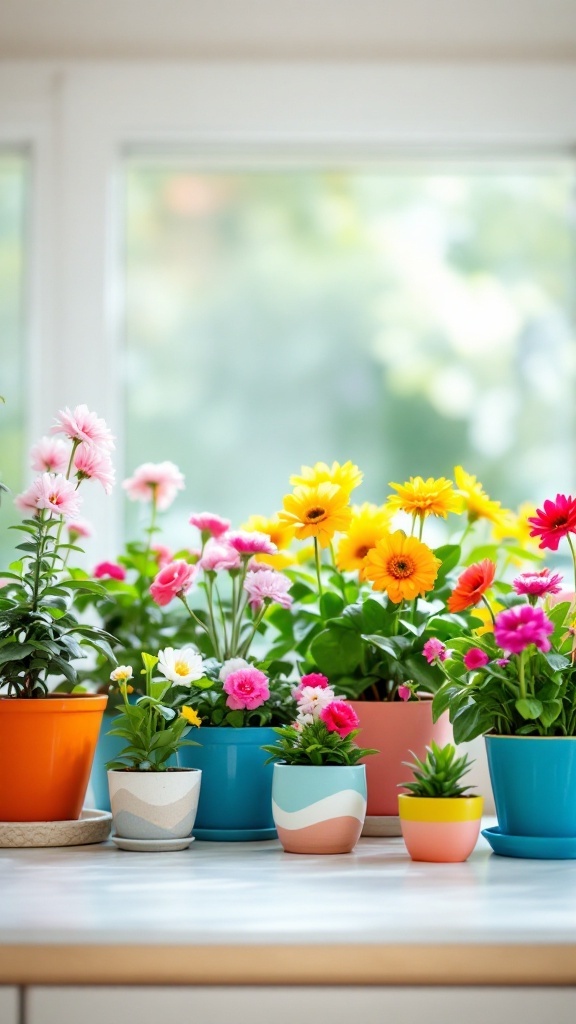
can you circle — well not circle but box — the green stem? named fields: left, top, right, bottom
left=239, top=604, right=268, bottom=659
left=314, top=538, right=324, bottom=603
left=518, top=649, right=527, bottom=701
left=480, top=594, right=496, bottom=625
left=567, top=534, right=576, bottom=596
left=143, top=493, right=158, bottom=580
left=205, top=575, right=222, bottom=661
left=31, top=513, right=48, bottom=612
left=178, top=594, right=213, bottom=643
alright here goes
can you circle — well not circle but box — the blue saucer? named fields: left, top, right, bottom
left=193, top=826, right=278, bottom=842
left=482, top=826, right=576, bottom=860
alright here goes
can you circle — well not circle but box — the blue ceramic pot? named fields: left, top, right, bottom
left=177, top=726, right=277, bottom=840
left=485, top=735, right=576, bottom=837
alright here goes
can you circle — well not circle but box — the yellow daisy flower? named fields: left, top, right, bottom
left=180, top=706, right=202, bottom=727
left=279, top=482, right=352, bottom=549
left=289, top=460, right=363, bottom=496
left=386, top=476, right=461, bottom=520
left=363, top=531, right=441, bottom=604
left=242, top=513, right=295, bottom=569
left=336, top=503, right=393, bottom=574
left=491, top=502, right=538, bottom=548
left=472, top=601, right=504, bottom=636
left=454, top=466, right=506, bottom=526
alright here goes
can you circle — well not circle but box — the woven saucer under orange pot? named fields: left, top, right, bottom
left=398, top=793, right=484, bottom=862
left=0, top=693, right=107, bottom=822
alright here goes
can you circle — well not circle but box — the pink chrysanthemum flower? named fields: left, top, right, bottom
left=30, top=436, right=69, bottom=474
left=528, top=494, right=576, bottom=551
left=513, top=568, right=564, bottom=598
left=123, top=461, right=184, bottom=511
left=94, top=561, right=126, bottom=581
left=74, top=445, right=115, bottom=495
left=189, top=512, right=231, bottom=537
left=494, top=605, right=554, bottom=655
left=223, top=667, right=270, bottom=711
left=320, top=700, right=359, bottom=738
left=226, top=530, right=277, bottom=556
left=422, top=638, right=447, bottom=664
left=463, top=647, right=490, bottom=670
left=296, top=684, right=337, bottom=717
left=243, top=569, right=293, bottom=611
left=150, top=559, right=196, bottom=607
left=199, top=539, right=242, bottom=572
left=15, top=473, right=81, bottom=520
left=52, top=404, right=115, bottom=451
left=67, top=517, right=93, bottom=539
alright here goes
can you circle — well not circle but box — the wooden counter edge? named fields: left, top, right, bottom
left=1, top=944, right=575, bottom=986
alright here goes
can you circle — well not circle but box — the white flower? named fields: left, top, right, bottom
left=219, top=657, right=249, bottom=682
left=295, top=712, right=314, bottom=729
left=158, top=647, right=204, bottom=686
left=296, top=685, right=336, bottom=718
left=110, top=665, right=134, bottom=683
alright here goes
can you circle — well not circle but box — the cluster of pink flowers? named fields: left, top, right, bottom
left=293, top=672, right=359, bottom=738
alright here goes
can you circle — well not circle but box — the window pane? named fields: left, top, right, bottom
left=0, top=152, right=28, bottom=565
left=123, top=165, right=576, bottom=536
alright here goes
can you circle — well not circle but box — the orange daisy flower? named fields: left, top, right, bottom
left=448, top=558, right=496, bottom=613
left=363, top=531, right=441, bottom=604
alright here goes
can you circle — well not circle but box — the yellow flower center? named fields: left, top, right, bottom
left=174, top=660, right=190, bottom=676
left=388, top=555, right=415, bottom=579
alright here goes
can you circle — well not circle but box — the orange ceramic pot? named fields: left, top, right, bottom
left=398, top=794, right=484, bottom=862
left=0, top=693, right=108, bottom=821
left=349, top=698, right=452, bottom=816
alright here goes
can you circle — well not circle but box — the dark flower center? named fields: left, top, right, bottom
left=306, top=507, right=326, bottom=521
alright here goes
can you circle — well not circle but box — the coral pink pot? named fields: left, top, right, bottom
left=349, top=698, right=452, bottom=816
left=398, top=794, right=484, bottom=862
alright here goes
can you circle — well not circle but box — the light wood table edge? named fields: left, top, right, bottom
left=1, top=944, right=575, bottom=987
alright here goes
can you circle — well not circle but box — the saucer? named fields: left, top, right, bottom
left=193, top=826, right=277, bottom=842
left=0, top=809, right=112, bottom=848
left=482, top=826, right=576, bottom=860
left=111, top=834, right=195, bottom=852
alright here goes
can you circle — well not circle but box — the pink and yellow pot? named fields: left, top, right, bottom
left=398, top=794, right=483, bottom=862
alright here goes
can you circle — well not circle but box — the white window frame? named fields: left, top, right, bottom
left=1, top=59, right=576, bottom=553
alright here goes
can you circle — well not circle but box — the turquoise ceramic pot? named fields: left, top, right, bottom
left=178, top=726, right=277, bottom=841
left=485, top=735, right=576, bottom=837
left=272, top=763, right=366, bottom=854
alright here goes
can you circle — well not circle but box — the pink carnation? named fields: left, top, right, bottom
left=94, top=561, right=126, bottom=581
left=494, top=604, right=554, bottom=655
left=422, top=638, right=447, bottom=664
left=463, top=647, right=490, bottom=670
left=123, top=461, right=184, bottom=511
left=150, top=559, right=196, bottom=607
left=223, top=667, right=270, bottom=711
left=398, top=685, right=412, bottom=701
left=52, top=404, right=115, bottom=451
left=15, top=473, right=81, bottom=520
left=67, top=517, right=93, bottom=539
left=74, top=445, right=115, bottom=494
left=199, top=539, right=241, bottom=572
left=243, top=569, right=293, bottom=611
left=189, top=512, right=231, bottom=537
left=30, top=436, right=69, bottom=474
left=226, top=530, right=277, bottom=556
left=319, top=700, right=359, bottom=738
left=513, top=568, right=564, bottom=598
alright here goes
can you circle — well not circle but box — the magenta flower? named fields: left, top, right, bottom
left=199, top=539, right=241, bottom=572
left=30, top=436, right=69, bottom=474
left=189, top=512, right=231, bottom=538
left=463, top=647, right=490, bottom=671
left=67, top=517, right=93, bottom=539
left=398, top=685, right=412, bottom=701
left=528, top=494, right=576, bottom=551
left=494, top=605, right=555, bottom=655
left=227, top=530, right=277, bottom=556
left=74, top=445, right=115, bottom=495
left=94, top=561, right=126, bottom=581
left=422, top=638, right=447, bottom=664
left=150, top=559, right=196, bottom=607
left=53, top=404, right=115, bottom=451
left=319, top=700, right=359, bottom=738
left=301, top=672, right=330, bottom=690
left=123, top=461, right=184, bottom=511
left=243, top=569, right=293, bottom=611
left=223, top=667, right=270, bottom=710
left=513, top=568, right=564, bottom=598
left=15, top=473, right=81, bottom=520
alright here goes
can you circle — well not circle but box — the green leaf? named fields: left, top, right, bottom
left=451, top=702, right=493, bottom=743
left=309, top=626, right=362, bottom=676
left=0, top=643, right=35, bottom=665
left=320, top=591, right=345, bottom=619
left=515, top=697, right=543, bottom=721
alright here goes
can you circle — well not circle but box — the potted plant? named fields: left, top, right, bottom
left=149, top=518, right=296, bottom=840
left=106, top=652, right=202, bottom=850
left=398, top=741, right=483, bottom=862
left=432, top=494, right=576, bottom=857
left=263, top=673, right=377, bottom=854
left=0, top=405, right=118, bottom=822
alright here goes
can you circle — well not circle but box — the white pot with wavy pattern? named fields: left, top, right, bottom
left=107, top=769, right=201, bottom=840
left=271, top=763, right=366, bottom=854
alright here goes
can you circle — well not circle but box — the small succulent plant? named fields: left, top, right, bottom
left=401, top=740, right=475, bottom=798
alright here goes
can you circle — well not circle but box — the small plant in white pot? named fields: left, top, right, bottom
left=398, top=741, right=483, bottom=863
left=263, top=674, right=377, bottom=854
left=106, top=650, right=202, bottom=851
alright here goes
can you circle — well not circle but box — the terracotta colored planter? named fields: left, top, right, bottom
left=108, top=768, right=201, bottom=840
left=272, top=763, right=366, bottom=854
left=0, top=693, right=108, bottom=822
left=349, top=698, right=452, bottom=816
left=398, top=794, right=484, bottom=862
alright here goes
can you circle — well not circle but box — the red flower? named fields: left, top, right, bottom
left=527, top=494, right=576, bottom=552
left=319, top=700, right=359, bottom=738
left=93, top=561, right=126, bottom=581
left=447, top=558, right=496, bottom=613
